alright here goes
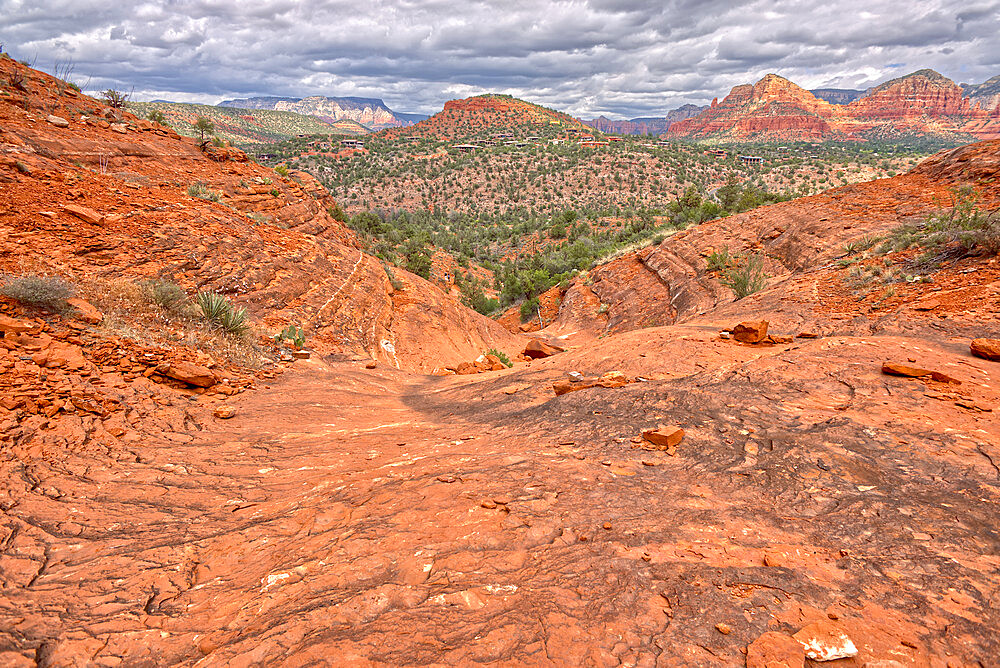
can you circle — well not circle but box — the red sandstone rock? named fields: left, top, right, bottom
left=213, top=405, right=236, bottom=419
left=365, top=360, right=378, bottom=369
left=881, top=362, right=932, bottom=378
left=66, top=298, right=103, bottom=324
left=971, top=338, right=1000, bottom=361
left=553, top=370, right=631, bottom=396
left=61, top=203, right=104, bottom=225
left=792, top=620, right=858, bottom=661
left=746, top=631, right=805, bottom=668
left=669, top=70, right=1000, bottom=141
left=0, top=315, right=36, bottom=334
left=642, top=426, right=685, bottom=450
left=523, top=339, right=564, bottom=359
left=733, top=321, right=769, bottom=343
left=161, top=361, right=216, bottom=387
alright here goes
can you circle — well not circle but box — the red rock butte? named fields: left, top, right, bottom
left=2, top=55, right=1000, bottom=665
left=669, top=70, right=1000, bottom=141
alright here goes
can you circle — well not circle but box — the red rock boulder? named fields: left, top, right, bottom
left=160, top=361, right=217, bottom=388
left=733, top=321, right=768, bottom=343
left=523, top=339, right=564, bottom=359
left=971, top=338, right=1000, bottom=361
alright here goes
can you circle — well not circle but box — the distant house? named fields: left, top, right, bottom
left=579, top=134, right=595, bottom=141
left=340, top=139, right=364, bottom=149
left=607, top=136, right=623, bottom=142
left=452, top=144, right=478, bottom=152
left=706, top=149, right=728, bottom=158
left=581, top=140, right=609, bottom=148
left=738, top=155, right=764, bottom=165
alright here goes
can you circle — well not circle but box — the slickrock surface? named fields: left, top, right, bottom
left=3, top=325, right=999, bottom=665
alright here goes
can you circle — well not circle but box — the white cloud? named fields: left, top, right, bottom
left=1, top=0, right=997, bottom=118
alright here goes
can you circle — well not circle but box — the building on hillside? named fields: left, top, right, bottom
left=738, top=155, right=764, bottom=165
left=706, top=149, right=728, bottom=157
left=340, top=139, right=364, bottom=149
left=452, top=144, right=478, bottom=152
left=607, top=136, right=623, bottom=142
left=579, top=134, right=595, bottom=141
left=581, top=140, right=609, bottom=148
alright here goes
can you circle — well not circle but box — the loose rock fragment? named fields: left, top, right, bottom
left=160, top=361, right=217, bottom=388
left=641, top=426, right=684, bottom=451
left=733, top=320, right=768, bottom=343
left=971, top=338, right=1000, bottom=361
left=792, top=621, right=858, bottom=661
left=213, top=405, right=236, bottom=419
left=61, top=203, right=104, bottom=225
left=523, top=339, right=564, bottom=359
left=746, top=631, right=805, bottom=668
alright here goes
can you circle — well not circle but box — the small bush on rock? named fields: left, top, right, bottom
left=885, top=186, right=1000, bottom=266
left=140, top=279, right=186, bottom=310
left=486, top=348, right=512, bottom=367
left=719, top=253, right=768, bottom=300
left=0, top=274, right=73, bottom=311
left=706, top=247, right=731, bottom=272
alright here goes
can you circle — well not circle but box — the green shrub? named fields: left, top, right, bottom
left=843, top=235, right=879, bottom=255
left=383, top=265, right=404, bottom=290
left=194, top=116, right=214, bottom=141
left=101, top=89, right=128, bottom=109
left=140, top=279, right=186, bottom=310
left=186, top=182, right=221, bottom=202
left=706, top=246, right=731, bottom=272
left=520, top=296, right=539, bottom=321
left=147, top=110, right=166, bottom=124
left=885, top=186, right=999, bottom=266
left=719, top=253, right=768, bottom=299
left=0, top=274, right=73, bottom=311
left=275, top=164, right=289, bottom=177
left=486, top=348, right=512, bottom=367
left=196, top=291, right=248, bottom=335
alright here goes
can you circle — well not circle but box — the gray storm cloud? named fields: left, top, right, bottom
left=1, top=0, right=997, bottom=118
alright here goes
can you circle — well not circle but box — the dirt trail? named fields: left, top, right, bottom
left=4, top=322, right=999, bottom=666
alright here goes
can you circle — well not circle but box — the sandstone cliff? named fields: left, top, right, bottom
left=669, top=70, right=1000, bottom=141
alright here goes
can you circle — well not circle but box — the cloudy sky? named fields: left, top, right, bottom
left=2, top=0, right=998, bottom=118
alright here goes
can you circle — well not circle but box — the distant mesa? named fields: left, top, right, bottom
left=218, top=95, right=427, bottom=130
left=809, top=88, right=866, bottom=105
left=581, top=104, right=708, bottom=135
left=668, top=69, right=1000, bottom=141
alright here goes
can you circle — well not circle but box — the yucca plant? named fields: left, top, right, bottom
left=196, top=291, right=248, bottom=335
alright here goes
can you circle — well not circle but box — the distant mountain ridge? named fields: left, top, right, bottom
left=219, top=95, right=426, bottom=130
left=668, top=70, right=1000, bottom=141
left=809, top=88, right=866, bottom=105
left=581, top=104, right=707, bottom=135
